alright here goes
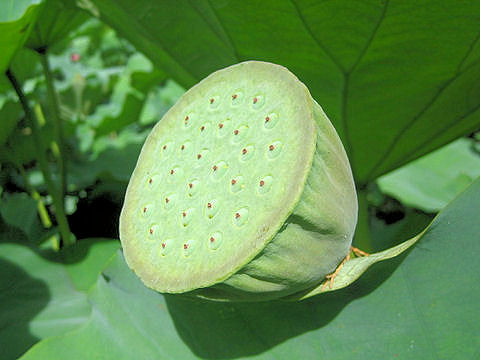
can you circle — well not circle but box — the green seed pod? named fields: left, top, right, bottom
left=119, top=61, right=357, bottom=301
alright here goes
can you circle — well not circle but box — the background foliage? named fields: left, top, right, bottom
left=1, top=0, right=479, bottom=359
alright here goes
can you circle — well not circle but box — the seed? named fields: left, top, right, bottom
left=189, top=183, right=193, bottom=188
left=163, top=145, right=167, bottom=150
left=207, top=202, right=212, bottom=208
left=184, top=243, right=189, bottom=249
left=210, top=237, right=215, bottom=242
left=209, top=98, right=215, bottom=104
left=242, top=148, right=247, bottom=155
left=259, top=180, right=265, bottom=187
left=253, top=97, right=258, bottom=104
left=143, top=207, right=147, bottom=213
left=231, top=179, right=237, bottom=185
left=235, top=212, right=240, bottom=219
left=232, top=94, right=237, bottom=99
left=181, top=145, right=185, bottom=150
left=148, top=178, right=152, bottom=184
left=170, top=169, right=175, bottom=175
left=161, top=243, right=166, bottom=248
left=149, top=228, right=153, bottom=234
left=213, top=165, right=218, bottom=171
left=234, top=129, right=239, bottom=135
left=200, top=126, right=205, bottom=131
left=197, top=154, right=202, bottom=159
left=165, top=198, right=169, bottom=203
left=219, top=123, right=224, bottom=129
left=182, top=212, right=186, bottom=217
left=269, top=144, right=275, bottom=151
left=265, top=116, right=270, bottom=122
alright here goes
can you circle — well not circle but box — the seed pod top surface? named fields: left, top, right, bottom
left=120, top=61, right=318, bottom=293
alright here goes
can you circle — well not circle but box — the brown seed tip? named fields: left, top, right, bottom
left=161, top=243, right=166, bottom=249
left=235, top=212, right=241, bottom=219
left=269, top=144, right=275, bottom=151
left=242, top=148, right=247, bottom=155
left=149, top=228, right=153, bottom=234
left=234, top=129, right=239, bottom=135
left=182, top=212, right=186, bottom=217
left=231, top=179, right=237, bottom=185
left=189, top=183, right=193, bottom=188
left=185, top=116, right=189, bottom=121
left=253, top=97, right=258, bottom=104
left=218, top=123, right=224, bottom=129
left=148, top=178, right=152, bottom=184
left=265, top=116, right=270, bottom=122
left=165, top=198, right=169, bottom=203
left=209, top=98, right=215, bottom=104
left=207, top=202, right=212, bottom=208
left=200, top=126, right=205, bottom=131
left=181, top=145, right=185, bottom=150
left=197, top=154, right=202, bottom=159
left=210, top=237, right=215, bottom=242
left=232, top=94, right=237, bottom=99
left=143, top=207, right=147, bottom=213
left=259, top=180, right=265, bottom=187
left=163, top=145, right=167, bottom=150
left=213, top=165, right=218, bottom=171
left=184, top=244, right=189, bottom=250
left=170, top=169, right=174, bottom=175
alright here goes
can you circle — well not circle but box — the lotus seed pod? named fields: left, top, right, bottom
left=119, top=61, right=357, bottom=301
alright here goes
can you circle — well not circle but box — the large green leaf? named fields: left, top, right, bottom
left=26, top=0, right=88, bottom=51
left=0, top=220, right=119, bottom=360
left=0, top=0, right=42, bottom=73
left=21, top=178, right=480, bottom=359
left=81, top=0, right=480, bottom=184
left=377, top=138, right=480, bottom=212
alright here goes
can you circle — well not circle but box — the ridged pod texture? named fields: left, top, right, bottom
left=120, top=61, right=357, bottom=301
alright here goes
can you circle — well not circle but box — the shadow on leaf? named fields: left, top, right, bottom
left=165, top=251, right=408, bottom=359
left=0, top=258, right=50, bottom=360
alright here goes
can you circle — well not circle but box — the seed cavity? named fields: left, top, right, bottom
left=183, top=240, right=196, bottom=257
left=195, top=148, right=209, bottom=164
left=233, top=207, right=249, bottom=226
left=264, top=112, right=279, bottom=129
left=180, top=208, right=194, bottom=227
left=160, top=141, right=174, bottom=156
left=208, top=95, right=220, bottom=109
left=167, top=166, right=182, bottom=181
left=183, top=114, right=194, bottom=128
left=147, top=224, right=159, bottom=240
left=217, top=118, right=231, bottom=138
left=164, top=194, right=176, bottom=209
left=141, top=204, right=152, bottom=216
left=186, top=179, right=200, bottom=197
left=251, top=94, right=265, bottom=109
left=231, top=90, right=243, bottom=106
left=267, top=141, right=283, bottom=159
left=208, top=231, right=223, bottom=250
left=240, top=145, right=255, bottom=161
left=258, top=175, right=273, bottom=194
left=230, top=175, right=245, bottom=193
left=159, top=239, right=172, bottom=256
left=178, top=141, right=192, bottom=155
left=146, top=174, right=160, bottom=188
left=232, top=124, right=249, bottom=143
left=205, top=199, right=219, bottom=219
left=211, top=160, right=228, bottom=181
left=199, top=122, right=211, bottom=136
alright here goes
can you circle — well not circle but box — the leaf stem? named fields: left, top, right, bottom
left=39, top=51, right=68, bottom=197
left=6, top=69, right=73, bottom=246
left=353, top=188, right=373, bottom=253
